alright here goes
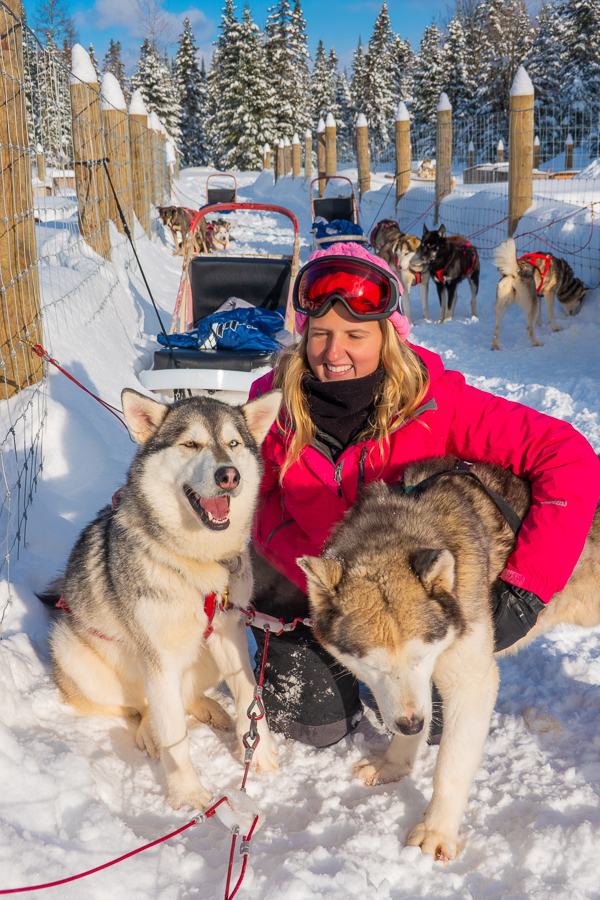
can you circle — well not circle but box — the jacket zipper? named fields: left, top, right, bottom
left=357, top=448, right=367, bottom=495
left=334, top=459, right=344, bottom=498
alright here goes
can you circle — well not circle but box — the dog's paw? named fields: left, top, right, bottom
left=187, top=696, right=232, bottom=731
left=136, top=710, right=158, bottom=758
left=353, top=755, right=410, bottom=785
left=166, top=775, right=212, bottom=811
left=250, top=734, right=279, bottom=773
left=405, top=821, right=459, bottom=864
left=551, top=325, right=563, bottom=332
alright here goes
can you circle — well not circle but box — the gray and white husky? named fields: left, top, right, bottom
left=46, top=388, right=282, bottom=811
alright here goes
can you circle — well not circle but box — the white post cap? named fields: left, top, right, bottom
left=396, top=101, right=409, bottom=122
left=534, top=135, right=540, bottom=146
left=292, top=133, right=300, bottom=144
left=100, top=71, right=127, bottom=110
left=264, top=143, right=270, bottom=152
left=566, top=133, right=573, bottom=144
left=70, top=44, right=98, bottom=84
left=497, top=139, right=504, bottom=150
left=305, top=128, right=312, bottom=138
left=437, top=92, right=452, bottom=112
left=468, top=140, right=475, bottom=151
left=284, top=136, right=290, bottom=146
left=326, top=112, right=336, bottom=127
left=317, top=118, right=326, bottom=133
left=356, top=113, right=368, bottom=128
left=510, top=65, right=534, bottom=96
left=279, top=139, right=285, bottom=148
left=129, top=89, right=148, bottom=116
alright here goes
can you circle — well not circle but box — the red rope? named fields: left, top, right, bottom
left=21, top=341, right=128, bottom=431
left=0, top=800, right=228, bottom=895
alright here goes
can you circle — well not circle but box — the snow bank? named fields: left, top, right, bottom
left=70, top=44, right=97, bottom=85
left=100, top=72, right=126, bottom=111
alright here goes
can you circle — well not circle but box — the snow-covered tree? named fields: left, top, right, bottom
left=36, top=35, right=72, bottom=165
left=412, top=21, right=445, bottom=154
left=131, top=37, right=181, bottom=139
left=350, top=37, right=368, bottom=117
left=206, top=0, right=242, bottom=160
left=288, top=0, right=313, bottom=130
left=335, top=69, right=354, bottom=161
left=174, top=18, right=209, bottom=166
left=311, top=39, right=334, bottom=123
left=88, top=42, right=101, bottom=81
left=556, top=0, right=600, bottom=113
left=362, top=2, right=397, bottom=150
left=443, top=14, right=474, bottom=118
left=103, top=39, right=128, bottom=102
left=474, top=0, right=533, bottom=116
left=391, top=34, right=414, bottom=108
left=264, top=0, right=312, bottom=137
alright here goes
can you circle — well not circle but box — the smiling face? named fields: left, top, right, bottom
left=306, top=302, right=383, bottom=382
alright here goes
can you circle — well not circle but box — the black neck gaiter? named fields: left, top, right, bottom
left=303, top=368, right=384, bottom=448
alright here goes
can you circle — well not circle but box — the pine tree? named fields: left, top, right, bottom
left=264, top=0, right=311, bottom=138
left=131, top=38, right=181, bottom=138
left=206, top=0, right=243, bottom=163
left=36, top=35, right=72, bottom=165
left=102, top=39, right=128, bottom=102
left=474, top=0, right=533, bottom=117
left=288, top=0, right=313, bottom=130
left=391, top=34, right=414, bottom=108
left=174, top=18, right=209, bottom=166
left=88, top=42, right=101, bottom=80
left=335, top=69, right=354, bottom=161
left=556, top=0, right=600, bottom=113
left=526, top=2, right=563, bottom=107
left=350, top=37, right=367, bottom=117
left=412, top=21, right=445, bottom=155
left=443, top=14, right=474, bottom=118
left=311, top=39, right=333, bottom=123
left=362, top=2, right=397, bottom=151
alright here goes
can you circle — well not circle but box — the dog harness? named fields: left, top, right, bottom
left=403, top=460, right=522, bottom=536
left=435, top=242, right=476, bottom=283
left=518, top=252, right=552, bottom=294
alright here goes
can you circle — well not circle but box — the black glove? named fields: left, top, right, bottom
left=491, top=579, right=545, bottom=652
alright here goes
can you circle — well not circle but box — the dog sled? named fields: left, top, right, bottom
left=310, top=175, right=369, bottom=250
left=206, top=173, right=237, bottom=206
left=139, top=201, right=299, bottom=404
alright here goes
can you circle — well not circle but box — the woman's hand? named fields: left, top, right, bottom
left=492, top=580, right=545, bottom=651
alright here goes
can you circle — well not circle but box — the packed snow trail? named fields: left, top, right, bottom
left=0, top=168, right=600, bottom=899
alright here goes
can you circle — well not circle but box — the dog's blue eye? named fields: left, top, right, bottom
left=229, top=440, right=239, bottom=448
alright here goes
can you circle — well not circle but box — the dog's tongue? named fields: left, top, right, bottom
left=200, top=496, right=229, bottom=519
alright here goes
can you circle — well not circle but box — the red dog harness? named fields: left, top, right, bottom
left=518, top=252, right=552, bottom=293
left=435, top=241, right=476, bottom=283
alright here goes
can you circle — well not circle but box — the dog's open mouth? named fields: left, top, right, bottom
left=184, top=485, right=230, bottom=530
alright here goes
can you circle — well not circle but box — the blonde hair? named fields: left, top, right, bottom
left=273, top=319, right=429, bottom=479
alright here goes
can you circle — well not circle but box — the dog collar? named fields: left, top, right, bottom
left=203, top=586, right=235, bottom=640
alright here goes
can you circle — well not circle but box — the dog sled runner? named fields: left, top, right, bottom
left=310, top=175, right=369, bottom=250
left=206, top=173, right=237, bottom=206
left=139, top=201, right=299, bottom=403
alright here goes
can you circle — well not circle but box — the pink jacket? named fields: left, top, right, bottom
left=250, top=343, right=600, bottom=603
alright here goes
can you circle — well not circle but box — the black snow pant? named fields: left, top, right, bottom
left=250, top=545, right=363, bottom=748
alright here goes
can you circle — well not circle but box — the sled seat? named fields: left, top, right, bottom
left=313, top=196, right=354, bottom=223
left=152, top=255, right=291, bottom=373
left=207, top=187, right=236, bottom=205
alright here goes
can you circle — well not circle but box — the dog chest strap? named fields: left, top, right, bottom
left=518, top=253, right=552, bottom=294
left=55, top=595, right=123, bottom=642
left=203, top=589, right=235, bottom=640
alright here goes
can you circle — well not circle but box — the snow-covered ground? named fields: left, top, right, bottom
left=1, top=166, right=600, bottom=899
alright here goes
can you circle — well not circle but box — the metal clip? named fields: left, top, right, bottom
left=194, top=813, right=206, bottom=825
left=240, top=840, right=251, bottom=855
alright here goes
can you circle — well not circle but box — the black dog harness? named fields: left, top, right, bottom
left=403, top=461, right=522, bottom=536
left=435, top=242, right=477, bottom=284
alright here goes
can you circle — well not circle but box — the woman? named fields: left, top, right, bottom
left=248, top=241, right=600, bottom=748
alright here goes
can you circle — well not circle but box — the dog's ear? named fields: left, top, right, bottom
left=121, top=389, right=169, bottom=444
left=422, top=223, right=429, bottom=237
left=241, top=390, right=282, bottom=445
left=297, top=555, right=343, bottom=597
left=411, top=548, right=455, bottom=595
left=438, top=224, right=446, bottom=238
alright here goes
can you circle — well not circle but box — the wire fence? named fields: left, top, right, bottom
left=0, top=1, right=170, bottom=631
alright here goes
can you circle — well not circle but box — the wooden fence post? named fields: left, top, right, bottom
left=508, top=65, right=534, bottom=236
left=284, top=136, right=291, bottom=175
left=277, top=139, right=285, bottom=182
left=101, top=72, right=133, bottom=236
left=36, top=144, right=46, bottom=185
left=317, top=117, right=326, bottom=197
left=148, top=113, right=161, bottom=207
left=534, top=135, right=540, bottom=171
left=565, top=133, right=573, bottom=169
left=264, top=143, right=271, bottom=169
left=435, top=92, right=452, bottom=224
left=325, top=112, right=336, bottom=177
left=292, top=133, right=301, bottom=178
left=70, top=45, right=111, bottom=259
left=356, top=113, right=370, bottom=198
left=395, top=101, right=411, bottom=205
left=0, top=0, right=43, bottom=397
left=468, top=139, right=474, bottom=169
left=305, top=128, right=312, bottom=182
left=129, top=89, right=151, bottom=237
left=497, top=139, right=504, bottom=163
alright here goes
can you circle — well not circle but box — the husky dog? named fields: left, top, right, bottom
left=418, top=159, right=436, bottom=179
left=411, top=225, right=480, bottom=322
left=46, top=389, right=281, bottom=811
left=209, top=218, right=234, bottom=251
left=492, top=237, right=588, bottom=350
left=370, top=219, right=431, bottom=324
left=299, top=455, right=600, bottom=862
left=156, top=205, right=210, bottom=256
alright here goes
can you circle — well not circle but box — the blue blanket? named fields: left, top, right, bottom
left=158, top=308, right=285, bottom=354
left=313, top=218, right=365, bottom=240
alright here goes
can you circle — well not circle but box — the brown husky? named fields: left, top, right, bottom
left=370, top=219, right=431, bottom=324
left=298, top=455, right=600, bottom=863
left=493, top=238, right=588, bottom=349
left=156, top=205, right=210, bottom=256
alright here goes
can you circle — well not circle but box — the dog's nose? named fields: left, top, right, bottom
left=215, top=466, right=240, bottom=491
left=395, top=714, right=424, bottom=736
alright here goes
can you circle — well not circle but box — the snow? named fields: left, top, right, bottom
left=326, top=113, right=336, bottom=128
left=396, top=102, right=409, bottom=122
left=3, top=165, right=600, bottom=899
left=356, top=113, right=367, bottom=128
left=70, top=43, right=98, bottom=85
left=510, top=65, right=534, bottom=96
left=100, top=72, right=126, bottom=112
left=317, top=118, right=326, bottom=133
left=498, top=139, right=504, bottom=150
left=437, top=92, right=452, bottom=112
left=305, top=128, right=312, bottom=138
left=284, top=136, right=290, bottom=147
left=129, top=89, right=148, bottom=117
left=468, top=140, right=475, bottom=152
left=292, top=133, right=300, bottom=145
left=148, top=112, right=161, bottom=132
left=566, top=133, right=574, bottom=145
left=534, top=136, right=540, bottom=146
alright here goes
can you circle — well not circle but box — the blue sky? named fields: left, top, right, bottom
left=27, top=0, right=448, bottom=75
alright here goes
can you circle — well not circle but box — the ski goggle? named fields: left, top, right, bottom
left=293, top=257, right=400, bottom=321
